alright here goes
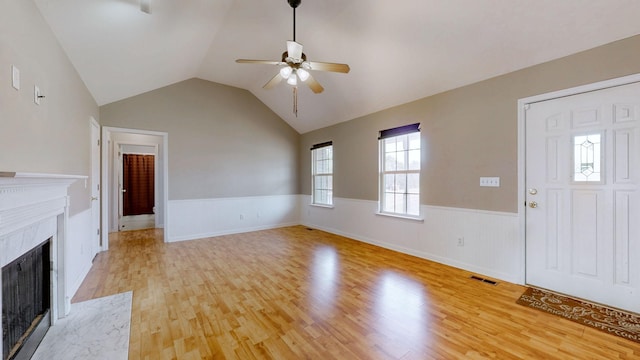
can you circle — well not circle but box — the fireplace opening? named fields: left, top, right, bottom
left=2, top=239, right=51, bottom=360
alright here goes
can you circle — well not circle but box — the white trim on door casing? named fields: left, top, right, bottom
left=90, top=117, right=101, bottom=255
left=116, top=142, right=159, bottom=232
left=101, top=127, right=169, bottom=250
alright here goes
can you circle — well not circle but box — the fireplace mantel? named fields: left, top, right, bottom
left=0, top=171, right=86, bottom=192
left=0, top=172, right=87, bottom=236
left=0, top=172, right=86, bottom=359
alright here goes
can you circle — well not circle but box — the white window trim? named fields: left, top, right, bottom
left=311, top=144, right=333, bottom=206
left=310, top=203, right=335, bottom=209
left=378, top=129, right=421, bottom=217
left=375, top=211, right=424, bottom=222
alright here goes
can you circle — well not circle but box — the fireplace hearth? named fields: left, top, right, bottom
left=0, top=172, right=85, bottom=360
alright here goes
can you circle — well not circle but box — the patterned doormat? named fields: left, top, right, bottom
left=516, top=287, right=640, bottom=343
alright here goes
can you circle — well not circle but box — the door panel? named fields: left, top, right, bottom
left=571, top=190, right=601, bottom=277
left=90, top=119, right=100, bottom=256
left=525, top=81, right=640, bottom=313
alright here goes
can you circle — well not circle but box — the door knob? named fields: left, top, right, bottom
left=91, top=196, right=98, bottom=201
left=529, top=201, right=538, bottom=208
left=528, top=188, right=538, bottom=195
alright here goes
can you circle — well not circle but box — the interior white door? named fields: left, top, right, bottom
left=90, top=119, right=101, bottom=257
left=525, top=81, right=640, bottom=313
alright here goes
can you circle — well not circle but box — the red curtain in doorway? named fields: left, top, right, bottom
left=123, top=154, right=155, bottom=216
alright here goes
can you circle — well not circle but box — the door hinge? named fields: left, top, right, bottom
left=97, top=228, right=100, bottom=236
left=97, top=139, right=100, bottom=146
left=97, top=183, right=100, bottom=191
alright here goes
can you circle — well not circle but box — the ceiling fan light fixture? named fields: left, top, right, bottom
left=280, top=66, right=293, bottom=78
left=297, top=68, right=310, bottom=81
left=287, top=73, right=298, bottom=86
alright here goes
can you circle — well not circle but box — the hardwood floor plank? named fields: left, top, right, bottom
left=72, top=226, right=640, bottom=359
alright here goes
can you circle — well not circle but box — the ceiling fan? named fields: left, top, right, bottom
left=140, top=0, right=151, bottom=14
left=236, top=0, right=350, bottom=116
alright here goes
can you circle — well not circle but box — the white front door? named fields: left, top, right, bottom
left=525, top=81, right=640, bottom=313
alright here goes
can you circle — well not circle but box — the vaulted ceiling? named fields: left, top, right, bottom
left=34, top=0, right=640, bottom=133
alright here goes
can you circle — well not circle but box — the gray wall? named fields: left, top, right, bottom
left=100, top=78, right=299, bottom=200
left=300, top=35, right=640, bottom=213
left=0, top=0, right=99, bottom=215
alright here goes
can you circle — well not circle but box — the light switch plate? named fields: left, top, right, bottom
left=11, top=65, right=19, bottom=90
left=34, top=85, right=41, bottom=105
left=480, top=177, right=500, bottom=187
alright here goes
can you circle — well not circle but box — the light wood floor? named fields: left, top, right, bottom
left=73, top=226, right=640, bottom=359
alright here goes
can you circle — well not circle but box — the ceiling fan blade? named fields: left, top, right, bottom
left=286, top=41, right=304, bottom=61
left=263, top=73, right=284, bottom=90
left=236, top=59, right=282, bottom=65
left=305, top=74, right=324, bottom=94
left=307, top=61, right=350, bottom=73
left=140, top=0, right=151, bottom=14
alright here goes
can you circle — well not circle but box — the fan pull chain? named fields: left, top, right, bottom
left=293, top=86, right=298, bottom=117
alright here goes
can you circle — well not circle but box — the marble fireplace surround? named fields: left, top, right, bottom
left=0, top=172, right=86, bottom=358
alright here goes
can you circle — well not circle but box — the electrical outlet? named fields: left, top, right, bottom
left=480, top=177, right=500, bottom=187
left=457, top=237, right=464, bottom=246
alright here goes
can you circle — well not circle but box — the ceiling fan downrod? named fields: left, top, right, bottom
left=288, top=0, right=301, bottom=41
left=287, top=0, right=302, bottom=117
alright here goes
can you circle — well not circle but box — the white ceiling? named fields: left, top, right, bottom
left=34, top=0, right=640, bottom=133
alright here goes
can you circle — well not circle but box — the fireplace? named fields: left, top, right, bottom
left=0, top=172, right=85, bottom=360
left=2, top=240, right=50, bottom=359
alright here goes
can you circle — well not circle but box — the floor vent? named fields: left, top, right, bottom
left=470, top=275, right=498, bottom=286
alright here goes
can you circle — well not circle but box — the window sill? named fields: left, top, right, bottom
left=310, top=203, right=335, bottom=209
left=375, top=212, right=424, bottom=222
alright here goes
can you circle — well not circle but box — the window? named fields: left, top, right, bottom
left=379, top=124, right=420, bottom=217
left=311, top=141, right=333, bottom=206
left=573, top=132, right=602, bottom=183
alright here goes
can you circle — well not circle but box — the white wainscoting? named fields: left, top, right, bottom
left=300, top=196, right=522, bottom=284
left=67, top=209, right=95, bottom=300
left=167, top=195, right=300, bottom=242
left=164, top=194, right=522, bottom=283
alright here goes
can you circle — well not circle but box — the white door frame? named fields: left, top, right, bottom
left=101, top=126, right=169, bottom=250
left=517, top=73, right=640, bottom=285
left=90, top=117, right=101, bottom=255
left=116, top=142, right=159, bottom=231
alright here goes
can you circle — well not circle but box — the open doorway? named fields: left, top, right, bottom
left=119, top=148, right=157, bottom=231
left=101, top=127, right=168, bottom=250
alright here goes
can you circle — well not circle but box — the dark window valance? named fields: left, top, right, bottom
left=378, top=123, right=420, bottom=140
left=310, top=141, right=333, bottom=150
